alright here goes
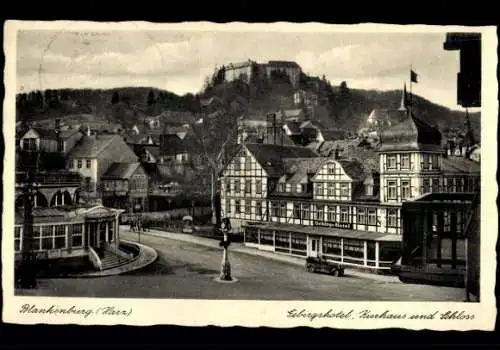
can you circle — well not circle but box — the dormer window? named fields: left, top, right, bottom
left=365, top=184, right=374, bottom=196
left=23, top=138, right=37, bottom=152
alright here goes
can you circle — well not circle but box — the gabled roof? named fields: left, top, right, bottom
left=131, top=143, right=161, bottom=159
left=69, top=135, right=119, bottom=158
left=101, top=162, right=142, bottom=179
left=379, top=111, right=442, bottom=152
left=244, top=143, right=318, bottom=177
left=442, top=156, right=480, bottom=173
left=311, top=158, right=366, bottom=182
left=159, top=133, right=196, bottom=155
left=280, top=157, right=327, bottom=183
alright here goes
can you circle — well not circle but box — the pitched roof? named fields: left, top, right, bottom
left=101, top=162, right=142, bottom=179
left=159, top=133, right=196, bottom=154
left=379, top=112, right=442, bottom=152
left=131, top=144, right=161, bottom=159
left=280, top=157, right=327, bottom=183
left=337, top=159, right=366, bottom=181
left=442, top=156, right=480, bottom=173
left=69, top=135, right=119, bottom=158
left=244, top=143, right=318, bottom=177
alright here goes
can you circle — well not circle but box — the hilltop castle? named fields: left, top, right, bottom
left=222, top=59, right=302, bottom=88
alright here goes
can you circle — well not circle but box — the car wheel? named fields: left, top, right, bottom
left=338, top=269, right=345, bottom=277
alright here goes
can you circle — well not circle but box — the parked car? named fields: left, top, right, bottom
left=305, top=256, right=345, bottom=276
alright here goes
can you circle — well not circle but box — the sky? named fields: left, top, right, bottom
left=16, top=29, right=467, bottom=110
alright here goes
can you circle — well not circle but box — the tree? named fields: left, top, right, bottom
left=147, top=90, right=156, bottom=106
left=111, top=91, right=120, bottom=104
left=188, top=95, right=242, bottom=229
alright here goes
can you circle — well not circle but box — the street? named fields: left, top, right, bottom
left=18, top=230, right=465, bottom=301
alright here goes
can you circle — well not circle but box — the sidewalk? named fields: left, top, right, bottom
left=120, top=226, right=401, bottom=283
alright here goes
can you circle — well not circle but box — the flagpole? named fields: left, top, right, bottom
left=409, top=65, right=413, bottom=115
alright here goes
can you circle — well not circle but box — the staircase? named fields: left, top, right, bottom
left=99, top=250, right=131, bottom=270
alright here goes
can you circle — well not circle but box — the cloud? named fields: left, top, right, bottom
left=16, top=30, right=464, bottom=109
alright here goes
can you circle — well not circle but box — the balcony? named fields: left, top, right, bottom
left=15, top=171, right=82, bottom=187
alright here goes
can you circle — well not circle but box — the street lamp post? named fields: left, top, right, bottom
left=219, top=217, right=232, bottom=281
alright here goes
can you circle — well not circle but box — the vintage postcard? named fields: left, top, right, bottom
left=2, top=20, right=497, bottom=330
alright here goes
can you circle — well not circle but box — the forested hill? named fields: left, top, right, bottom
left=16, top=71, right=480, bottom=142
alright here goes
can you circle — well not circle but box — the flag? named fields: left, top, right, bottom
left=410, top=69, right=419, bottom=83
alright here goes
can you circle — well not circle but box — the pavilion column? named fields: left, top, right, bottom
left=375, top=242, right=380, bottom=268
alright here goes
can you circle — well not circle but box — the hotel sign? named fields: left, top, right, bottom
left=314, top=222, right=353, bottom=230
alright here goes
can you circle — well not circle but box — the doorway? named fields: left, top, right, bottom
left=308, top=237, right=320, bottom=258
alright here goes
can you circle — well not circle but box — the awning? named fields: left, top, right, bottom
left=242, top=222, right=402, bottom=242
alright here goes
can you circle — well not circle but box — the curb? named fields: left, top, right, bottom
left=122, top=229, right=400, bottom=284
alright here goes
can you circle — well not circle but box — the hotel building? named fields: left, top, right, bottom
left=220, top=112, right=480, bottom=273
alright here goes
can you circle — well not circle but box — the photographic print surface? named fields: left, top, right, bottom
left=2, top=21, right=497, bottom=330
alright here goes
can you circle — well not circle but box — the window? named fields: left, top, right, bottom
left=68, top=160, right=74, bottom=169
left=296, top=184, right=302, bottom=193
left=327, top=163, right=336, bottom=174
left=245, top=157, right=252, bottom=171
left=77, top=160, right=83, bottom=169
left=15, top=227, right=22, bottom=252
left=225, top=199, right=231, bottom=214
left=401, top=180, right=411, bottom=200
left=340, top=183, right=349, bottom=197
left=279, top=183, right=286, bottom=192
left=401, top=154, right=410, bottom=170
left=245, top=201, right=251, bottom=215
left=23, top=138, right=37, bottom=152
left=458, top=178, right=465, bottom=192
left=367, top=209, right=377, bottom=225
left=259, top=230, right=274, bottom=245
left=314, top=183, right=323, bottom=196
left=256, top=201, right=262, bottom=217
left=41, top=225, right=53, bottom=250
left=357, top=208, right=366, bottom=225
left=343, top=239, right=364, bottom=258
left=431, top=154, right=440, bottom=170
left=54, top=225, right=66, bottom=249
left=275, top=232, right=290, bottom=248
left=245, top=180, right=251, bottom=194
left=279, top=203, right=287, bottom=217
left=255, top=180, right=262, bottom=195
left=245, top=227, right=258, bottom=243
left=86, top=159, right=91, bottom=168
left=57, top=139, right=64, bottom=152
left=293, top=203, right=301, bottom=219
left=432, top=178, right=440, bottom=192
left=286, top=183, right=291, bottom=193
left=422, top=179, right=430, bottom=194
left=315, top=205, right=324, bottom=221
left=234, top=179, right=240, bottom=194
left=327, top=183, right=335, bottom=197
left=327, top=205, right=336, bottom=222
left=387, top=209, right=398, bottom=228
left=234, top=158, right=241, bottom=171
left=235, top=200, right=241, bottom=214
left=301, top=204, right=310, bottom=221
left=226, top=179, right=231, bottom=194
left=322, top=237, right=341, bottom=256
left=387, top=155, right=397, bottom=169
left=301, top=184, right=307, bottom=193
left=387, top=180, right=397, bottom=199
left=422, top=154, right=430, bottom=169
left=290, top=233, right=307, bottom=251
left=365, top=184, right=373, bottom=196
left=340, top=207, right=349, bottom=223
left=271, top=201, right=279, bottom=217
